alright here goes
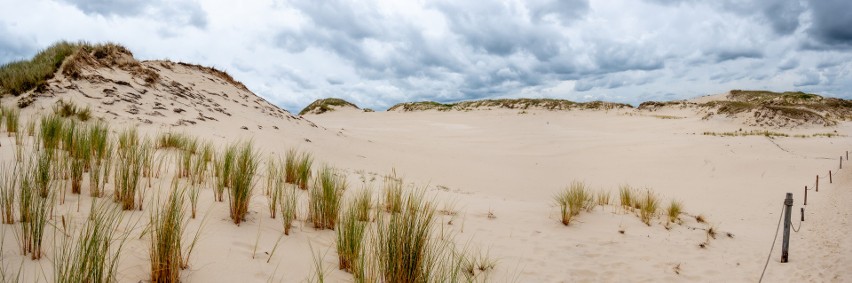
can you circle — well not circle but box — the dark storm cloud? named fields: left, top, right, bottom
left=712, top=49, right=764, bottom=63
left=645, top=0, right=804, bottom=35
left=59, top=0, right=208, bottom=28
left=806, top=0, right=852, bottom=47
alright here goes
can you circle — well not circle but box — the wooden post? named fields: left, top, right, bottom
left=801, top=207, right=804, bottom=222
left=804, top=186, right=808, bottom=206
left=830, top=170, right=832, bottom=183
left=847, top=151, right=849, bottom=161
left=782, top=193, right=793, bottom=263
left=816, top=175, right=819, bottom=192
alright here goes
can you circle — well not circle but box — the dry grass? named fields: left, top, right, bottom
left=54, top=201, right=128, bottom=283
left=337, top=198, right=367, bottom=272
left=0, top=41, right=82, bottom=95
left=618, top=184, right=634, bottom=211
left=228, top=141, right=259, bottom=225
left=666, top=200, right=683, bottom=223
left=309, top=165, right=345, bottom=230
left=278, top=185, right=298, bottom=235
left=383, top=171, right=403, bottom=213
left=638, top=190, right=660, bottom=226
left=149, top=188, right=186, bottom=282
left=553, top=181, right=593, bottom=226
left=114, top=128, right=144, bottom=210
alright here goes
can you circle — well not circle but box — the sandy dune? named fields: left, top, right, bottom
left=0, top=47, right=849, bottom=282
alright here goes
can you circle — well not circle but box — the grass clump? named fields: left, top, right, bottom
left=2, top=107, right=19, bottom=136
left=228, top=141, right=259, bottom=225
left=373, top=189, right=438, bottom=282
left=67, top=122, right=92, bottom=195
left=0, top=161, right=17, bottom=224
left=638, top=190, right=660, bottom=226
left=88, top=122, right=112, bottom=197
left=283, top=149, right=313, bottom=190
left=296, top=151, right=313, bottom=190
left=337, top=199, right=367, bottom=272
left=114, top=128, right=144, bottom=210
left=309, top=165, right=345, bottom=230
left=212, top=144, right=236, bottom=202
left=266, top=157, right=282, bottom=218
left=278, top=185, right=298, bottom=235
left=595, top=190, right=611, bottom=207
left=20, top=161, right=53, bottom=260
left=354, top=187, right=372, bottom=221
left=553, top=181, right=593, bottom=226
left=53, top=100, right=91, bottom=121
left=383, top=171, right=403, bottom=213
left=149, top=189, right=186, bottom=282
left=618, top=185, right=634, bottom=211
left=54, top=201, right=128, bottom=283
left=666, top=200, right=683, bottom=223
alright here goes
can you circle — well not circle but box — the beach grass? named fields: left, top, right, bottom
left=309, top=165, right=344, bottom=230
left=337, top=199, right=367, bottom=272
left=279, top=184, right=298, bottom=235
left=638, top=189, right=660, bottom=226
left=114, top=127, right=144, bottom=210
left=54, top=200, right=127, bottom=283
left=666, top=200, right=682, bottom=223
left=228, top=141, right=259, bottom=225
left=383, top=172, right=402, bottom=213
left=149, top=187, right=187, bottom=282
left=553, top=181, right=592, bottom=226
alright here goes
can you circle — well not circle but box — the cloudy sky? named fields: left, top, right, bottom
left=1, top=0, right=850, bottom=112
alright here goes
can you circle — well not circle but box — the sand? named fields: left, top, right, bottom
left=0, top=60, right=849, bottom=282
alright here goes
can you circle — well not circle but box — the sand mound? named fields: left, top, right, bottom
left=299, top=98, right=360, bottom=115
left=6, top=43, right=320, bottom=132
left=640, top=90, right=852, bottom=128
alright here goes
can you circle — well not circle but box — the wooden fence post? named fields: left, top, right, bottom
left=830, top=170, right=833, bottom=183
left=816, top=175, right=819, bottom=192
left=801, top=207, right=804, bottom=222
left=782, top=193, right=793, bottom=263
left=804, top=186, right=808, bottom=206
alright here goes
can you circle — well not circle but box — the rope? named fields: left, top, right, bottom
left=790, top=218, right=803, bottom=233
left=758, top=203, right=786, bottom=283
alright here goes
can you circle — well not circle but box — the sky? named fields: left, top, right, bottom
left=1, top=0, right=850, bottom=112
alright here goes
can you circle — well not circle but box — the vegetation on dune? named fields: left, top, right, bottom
left=337, top=198, right=367, bottom=272
left=149, top=188, right=186, bottom=282
left=299, top=98, right=360, bottom=115
left=0, top=41, right=163, bottom=98
left=388, top=98, right=633, bottom=112
left=309, top=165, right=345, bottom=230
left=54, top=201, right=128, bottom=283
left=228, top=141, right=259, bottom=225
left=553, top=181, right=593, bottom=226
left=0, top=41, right=82, bottom=96
left=700, top=89, right=852, bottom=126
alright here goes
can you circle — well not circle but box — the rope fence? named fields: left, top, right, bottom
left=757, top=149, right=848, bottom=282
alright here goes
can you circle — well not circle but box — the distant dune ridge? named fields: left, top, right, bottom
left=299, top=98, right=361, bottom=115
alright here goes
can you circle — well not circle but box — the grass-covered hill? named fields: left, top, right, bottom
left=299, top=98, right=360, bottom=115
left=641, top=90, right=852, bottom=127
left=387, top=98, right=632, bottom=112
